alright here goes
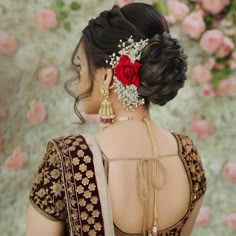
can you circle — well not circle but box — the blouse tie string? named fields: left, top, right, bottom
left=136, top=118, right=159, bottom=236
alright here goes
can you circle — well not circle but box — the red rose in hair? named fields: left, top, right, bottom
left=114, top=55, right=142, bottom=87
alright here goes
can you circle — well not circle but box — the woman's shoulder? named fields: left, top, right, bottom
left=171, top=131, right=205, bottom=167
left=171, top=131, right=195, bottom=143
left=171, top=132, right=200, bottom=154
left=34, top=134, right=92, bottom=170
left=152, top=127, right=197, bottom=156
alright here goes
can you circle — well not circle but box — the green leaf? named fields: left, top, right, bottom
left=215, top=55, right=231, bottom=64
left=55, top=0, right=65, bottom=8
left=48, top=6, right=57, bottom=12
left=59, top=11, right=68, bottom=20
left=204, top=15, right=213, bottom=29
left=226, top=0, right=236, bottom=24
left=212, top=77, right=223, bottom=89
left=153, top=1, right=167, bottom=15
left=188, top=1, right=198, bottom=12
left=70, top=2, right=81, bottom=11
left=64, top=22, right=72, bottom=32
left=212, top=68, right=231, bottom=89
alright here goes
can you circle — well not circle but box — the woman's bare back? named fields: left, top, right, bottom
left=95, top=120, right=193, bottom=234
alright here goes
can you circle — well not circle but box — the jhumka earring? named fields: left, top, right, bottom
left=99, top=82, right=115, bottom=128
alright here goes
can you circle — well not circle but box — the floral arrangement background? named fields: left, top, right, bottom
left=0, top=0, right=236, bottom=235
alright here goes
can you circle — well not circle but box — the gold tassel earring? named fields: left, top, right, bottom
left=99, top=82, right=115, bottom=128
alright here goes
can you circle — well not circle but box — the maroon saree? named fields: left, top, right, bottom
left=29, top=133, right=115, bottom=236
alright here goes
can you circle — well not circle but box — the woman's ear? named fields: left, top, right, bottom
left=103, top=68, right=113, bottom=90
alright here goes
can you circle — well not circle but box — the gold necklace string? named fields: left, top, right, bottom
left=115, top=116, right=151, bottom=122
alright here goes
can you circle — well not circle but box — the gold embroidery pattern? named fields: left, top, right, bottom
left=112, top=132, right=207, bottom=236
left=29, top=141, right=66, bottom=222
left=177, top=133, right=207, bottom=213
left=29, top=132, right=207, bottom=236
left=53, top=134, right=105, bottom=236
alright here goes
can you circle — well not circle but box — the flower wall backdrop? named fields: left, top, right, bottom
left=0, top=0, right=236, bottom=235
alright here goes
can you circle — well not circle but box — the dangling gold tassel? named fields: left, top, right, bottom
left=151, top=218, right=158, bottom=236
left=151, top=159, right=159, bottom=236
left=151, top=159, right=158, bottom=236
left=99, top=82, right=115, bottom=128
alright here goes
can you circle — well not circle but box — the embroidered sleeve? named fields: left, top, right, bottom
left=180, top=134, right=207, bottom=202
left=29, top=141, right=66, bottom=221
left=191, top=141, right=207, bottom=201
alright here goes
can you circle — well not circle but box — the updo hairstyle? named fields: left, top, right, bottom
left=71, top=3, right=187, bottom=108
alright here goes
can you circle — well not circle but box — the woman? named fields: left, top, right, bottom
left=26, top=3, right=207, bottom=236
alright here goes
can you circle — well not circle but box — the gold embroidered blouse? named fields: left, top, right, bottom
left=29, top=132, right=207, bottom=236
left=106, top=132, right=207, bottom=235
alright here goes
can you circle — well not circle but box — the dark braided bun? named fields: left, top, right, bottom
left=138, top=32, right=188, bottom=106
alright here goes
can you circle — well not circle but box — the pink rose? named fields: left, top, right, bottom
left=0, top=107, right=8, bottom=120
left=5, top=146, right=28, bottom=170
left=213, top=63, right=224, bottom=70
left=165, top=15, right=177, bottom=25
left=38, top=65, right=58, bottom=87
left=27, top=99, right=47, bottom=126
left=204, top=57, right=216, bottom=70
left=0, top=135, right=3, bottom=151
left=181, top=12, right=206, bottom=39
left=202, top=84, right=216, bottom=97
left=195, top=206, right=210, bottom=227
left=222, top=161, right=236, bottom=185
left=200, top=0, right=230, bottom=15
left=225, top=213, right=236, bottom=231
left=191, top=115, right=214, bottom=139
left=226, top=59, right=236, bottom=70
left=227, top=53, right=236, bottom=69
left=216, top=36, right=234, bottom=58
left=32, top=9, right=58, bottom=30
left=200, top=30, right=224, bottom=54
left=215, top=77, right=236, bottom=97
left=167, top=0, right=189, bottom=21
left=215, top=79, right=229, bottom=95
left=117, top=0, right=133, bottom=7
left=191, top=65, right=213, bottom=85
left=0, top=30, right=17, bottom=55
